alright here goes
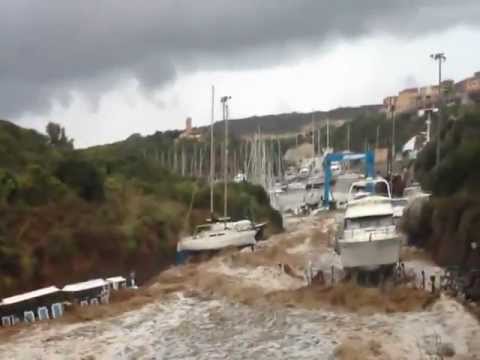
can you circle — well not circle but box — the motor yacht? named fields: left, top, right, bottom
left=337, top=178, right=401, bottom=270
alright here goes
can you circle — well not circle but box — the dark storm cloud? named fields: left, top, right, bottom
left=0, top=0, right=479, bottom=117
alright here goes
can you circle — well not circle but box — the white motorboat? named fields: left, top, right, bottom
left=305, top=176, right=324, bottom=190
left=330, top=161, right=342, bottom=177
left=288, top=181, right=306, bottom=191
left=304, top=189, right=322, bottom=208
left=234, top=173, right=247, bottom=183
left=403, top=183, right=431, bottom=202
left=298, top=167, right=310, bottom=179
left=337, top=178, right=401, bottom=270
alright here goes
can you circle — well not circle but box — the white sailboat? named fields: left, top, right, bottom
left=176, top=91, right=258, bottom=263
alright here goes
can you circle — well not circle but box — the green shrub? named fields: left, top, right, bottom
left=55, top=158, right=105, bottom=201
left=0, top=169, right=17, bottom=205
left=46, top=227, right=77, bottom=261
left=17, top=165, right=69, bottom=205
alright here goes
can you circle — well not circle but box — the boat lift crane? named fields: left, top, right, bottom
left=323, top=150, right=375, bottom=208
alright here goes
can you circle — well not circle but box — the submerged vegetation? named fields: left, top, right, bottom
left=0, top=120, right=282, bottom=297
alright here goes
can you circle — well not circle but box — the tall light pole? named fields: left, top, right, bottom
left=431, top=52, right=446, bottom=166
left=210, top=86, right=215, bottom=217
left=221, top=95, right=231, bottom=219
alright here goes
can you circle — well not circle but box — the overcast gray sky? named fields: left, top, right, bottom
left=1, top=1, right=479, bottom=147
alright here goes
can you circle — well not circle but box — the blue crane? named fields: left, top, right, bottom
left=322, top=150, right=375, bottom=208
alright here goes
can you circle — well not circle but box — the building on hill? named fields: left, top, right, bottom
left=456, top=71, right=480, bottom=94
left=395, top=88, right=418, bottom=113
left=417, top=85, right=440, bottom=109
left=374, top=148, right=389, bottom=174
left=456, top=71, right=480, bottom=104
left=178, top=117, right=203, bottom=140
left=384, top=72, right=480, bottom=114
left=383, top=96, right=398, bottom=113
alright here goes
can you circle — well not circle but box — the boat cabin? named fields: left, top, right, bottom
left=343, top=196, right=396, bottom=239
left=0, top=286, right=63, bottom=326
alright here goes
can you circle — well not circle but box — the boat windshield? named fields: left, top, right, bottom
left=349, top=179, right=391, bottom=198
left=345, top=215, right=393, bottom=229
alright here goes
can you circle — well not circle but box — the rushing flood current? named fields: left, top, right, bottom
left=2, top=293, right=479, bottom=359
left=1, top=214, right=479, bottom=359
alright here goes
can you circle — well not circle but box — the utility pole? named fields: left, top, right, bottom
left=431, top=52, right=446, bottom=166
left=376, top=125, right=380, bottom=149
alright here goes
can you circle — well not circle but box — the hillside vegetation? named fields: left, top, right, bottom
left=403, top=105, right=480, bottom=268
left=0, top=120, right=282, bottom=297
left=211, top=105, right=382, bottom=137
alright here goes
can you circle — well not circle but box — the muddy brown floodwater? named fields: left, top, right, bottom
left=1, top=214, right=480, bottom=359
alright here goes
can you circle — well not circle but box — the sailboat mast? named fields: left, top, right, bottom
left=317, top=127, right=321, bottom=156
left=311, top=112, right=315, bottom=158
left=347, top=123, right=351, bottom=151
left=210, top=86, right=215, bottom=216
left=221, top=95, right=231, bottom=218
left=327, top=118, right=330, bottom=150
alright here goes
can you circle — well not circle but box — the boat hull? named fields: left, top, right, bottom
left=177, top=230, right=256, bottom=252
left=338, top=237, right=401, bottom=269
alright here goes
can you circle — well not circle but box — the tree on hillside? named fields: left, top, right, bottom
left=0, top=170, right=17, bottom=205
left=46, top=122, right=74, bottom=149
